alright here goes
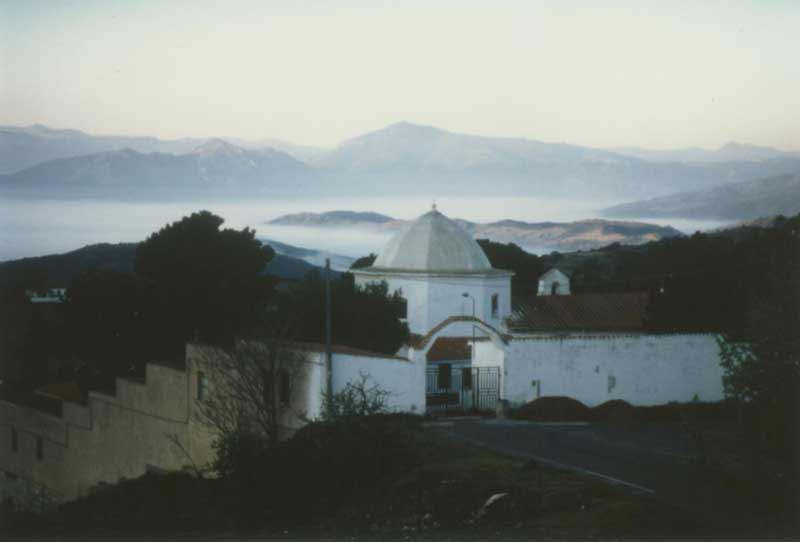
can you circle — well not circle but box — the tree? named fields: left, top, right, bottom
left=279, top=272, right=408, bottom=355
left=350, top=253, right=377, bottom=269
left=477, top=239, right=545, bottom=298
left=134, top=211, right=276, bottom=357
left=192, top=338, right=308, bottom=477
left=61, top=270, right=148, bottom=388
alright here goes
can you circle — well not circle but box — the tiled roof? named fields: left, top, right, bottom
left=411, top=315, right=511, bottom=349
left=279, top=341, right=408, bottom=361
left=426, top=337, right=471, bottom=362
left=509, top=292, right=649, bottom=332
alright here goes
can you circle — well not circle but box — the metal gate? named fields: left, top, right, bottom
left=425, top=365, right=501, bottom=414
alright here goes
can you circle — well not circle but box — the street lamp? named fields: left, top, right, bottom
left=462, top=293, right=476, bottom=365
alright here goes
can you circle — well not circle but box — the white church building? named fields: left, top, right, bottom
left=354, top=205, right=725, bottom=411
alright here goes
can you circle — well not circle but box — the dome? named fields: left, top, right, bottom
left=371, top=206, right=493, bottom=273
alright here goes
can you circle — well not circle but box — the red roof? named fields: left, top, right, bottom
left=426, top=337, right=471, bottom=362
left=509, top=292, right=649, bottom=332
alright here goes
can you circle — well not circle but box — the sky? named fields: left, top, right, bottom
left=1, top=0, right=799, bottom=150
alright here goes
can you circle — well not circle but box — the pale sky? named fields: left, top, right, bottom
left=1, top=0, right=799, bottom=150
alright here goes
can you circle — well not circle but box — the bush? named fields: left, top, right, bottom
left=259, top=414, right=425, bottom=520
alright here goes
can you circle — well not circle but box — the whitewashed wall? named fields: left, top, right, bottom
left=332, top=353, right=426, bottom=414
left=475, top=333, right=724, bottom=407
left=301, top=350, right=424, bottom=419
left=354, top=271, right=511, bottom=335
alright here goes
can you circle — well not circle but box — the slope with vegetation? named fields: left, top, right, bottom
left=601, top=172, right=800, bottom=221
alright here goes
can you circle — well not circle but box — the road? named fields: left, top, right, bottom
left=427, top=418, right=753, bottom=528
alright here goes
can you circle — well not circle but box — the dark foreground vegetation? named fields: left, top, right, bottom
left=3, top=415, right=701, bottom=537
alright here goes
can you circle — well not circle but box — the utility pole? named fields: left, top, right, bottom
left=325, top=258, right=333, bottom=412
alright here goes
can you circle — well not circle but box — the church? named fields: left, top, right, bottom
left=354, top=205, right=725, bottom=412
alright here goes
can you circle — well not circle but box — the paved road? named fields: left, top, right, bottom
left=427, top=418, right=751, bottom=528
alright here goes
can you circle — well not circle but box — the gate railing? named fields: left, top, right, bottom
left=425, top=366, right=500, bottom=414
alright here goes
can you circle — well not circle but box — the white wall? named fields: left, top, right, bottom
left=476, top=333, right=724, bottom=407
left=354, top=271, right=511, bottom=335
left=332, top=353, right=426, bottom=414
left=292, top=349, right=426, bottom=420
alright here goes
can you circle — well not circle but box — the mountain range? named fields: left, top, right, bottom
left=612, top=142, right=800, bottom=163
left=600, top=173, right=800, bottom=221
left=0, top=139, right=312, bottom=198
left=3, top=123, right=800, bottom=201
left=268, top=211, right=684, bottom=252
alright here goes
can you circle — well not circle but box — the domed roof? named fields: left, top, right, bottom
left=371, top=206, right=493, bottom=273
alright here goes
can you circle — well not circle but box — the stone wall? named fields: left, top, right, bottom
left=0, top=360, right=214, bottom=505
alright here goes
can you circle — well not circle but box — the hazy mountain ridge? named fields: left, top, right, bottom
left=0, top=140, right=314, bottom=197
left=267, top=210, right=683, bottom=252
left=5, top=122, right=800, bottom=200
left=601, top=173, right=800, bottom=221
left=613, top=142, right=800, bottom=163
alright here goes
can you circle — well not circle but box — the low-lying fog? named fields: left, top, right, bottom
left=0, top=196, right=734, bottom=263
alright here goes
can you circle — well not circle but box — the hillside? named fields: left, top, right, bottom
left=0, top=241, right=324, bottom=290
left=601, top=173, right=800, bottom=221
left=0, top=140, right=315, bottom=198
left=267, top=211, right=683, bottom=252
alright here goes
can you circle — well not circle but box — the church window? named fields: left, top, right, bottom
left=11, top=427, right=18, bottom=452
left=36, top=436, right=43, bottom=461
left=491, top=294, right=499, bottom=317
left=197, top=372, right=208, bottom=401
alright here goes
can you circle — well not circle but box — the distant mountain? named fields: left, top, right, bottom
left=0, top=140, right=314, bottom=198
left=0, top=240, right=329, bottom=289
left=0, top=125, right=206, bottom=175
left=612, top=142, right=800, bottom=163
left=269, top=211, right=394, bottom=227
left=5, top=122, right=800, bottom=200
left=312, top=122, right=800, bottom=199
left=232, top=138, right=329, bottom=164
left=267, top=211, right=683, bottom=252
left=259, top=238, right=355, bottom=271
left=600, top=173, right=800, bottom=221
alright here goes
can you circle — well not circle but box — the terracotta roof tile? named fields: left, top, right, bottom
left=509, top=292, right=649, bottom=332
left=426, top=337, right=471, bottom=362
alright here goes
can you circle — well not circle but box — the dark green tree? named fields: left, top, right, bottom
left=350, top=253, right=377, bottom=269
left=477, top=239, right=544, bottom=298
left=278, top=272, right=408, bottom=355
left=134, top=211, right=276, bottom=358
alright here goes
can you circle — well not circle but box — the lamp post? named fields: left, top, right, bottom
left=462, top=292, right=475, bottom=364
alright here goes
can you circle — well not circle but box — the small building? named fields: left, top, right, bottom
left=537, top=268, right=570, bottom=296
